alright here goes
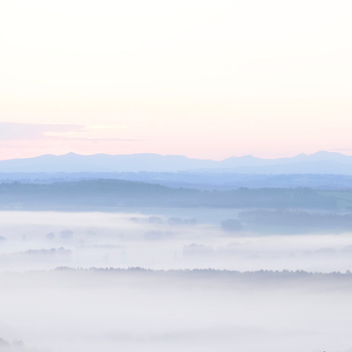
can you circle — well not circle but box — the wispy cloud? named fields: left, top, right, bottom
left=0, top=122, right=133, bottom=142
left=47, top=137, right=140, bottom=142
left=0, top=122, right=84, bottom=141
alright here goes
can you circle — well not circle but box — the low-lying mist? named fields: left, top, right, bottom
left=1, top=210, right=352, bottom=272
left=1, top=269, right=352, bottom=352
left=1, top=210, right=352, bottom=352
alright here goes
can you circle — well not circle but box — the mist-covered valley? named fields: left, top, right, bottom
left=2, top=165, right=352, bottom=352
left=1, top=204, right=352, bottom=352
left=1, top=267, right=352, bottom=352
left=2, top=210, right=352, bottom=272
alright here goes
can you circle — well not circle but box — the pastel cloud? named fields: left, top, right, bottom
left=0, top=122, right=84, bottom=141
left=0, top=123, right=139, bottom=160
left=0, top=122, right=130, bottom=142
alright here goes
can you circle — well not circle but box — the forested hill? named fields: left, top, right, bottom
left=0, top=180, right=342, bottom=211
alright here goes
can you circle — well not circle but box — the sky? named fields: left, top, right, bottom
left=0, top=0, right=352, bottom=160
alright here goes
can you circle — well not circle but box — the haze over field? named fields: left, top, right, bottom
left=1, top=210, right=352, bottom=352
left=2, top=210, right=352, bottom=272
left=2, top=268, right=352, bottom=352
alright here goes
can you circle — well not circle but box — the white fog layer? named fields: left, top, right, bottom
left=1, top=210, right=352, bottom=351
left=1, top=270, right=352, bottom=352
left=0, top=211, right=352, bottom=272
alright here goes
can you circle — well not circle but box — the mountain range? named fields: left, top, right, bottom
left=1, top=151, right=352, bottom=174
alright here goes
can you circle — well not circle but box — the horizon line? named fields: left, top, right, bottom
left=0, top=150, right=350, bottom=162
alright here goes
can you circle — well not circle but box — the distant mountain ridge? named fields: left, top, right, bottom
left=1, top=151, right=352, bottom=174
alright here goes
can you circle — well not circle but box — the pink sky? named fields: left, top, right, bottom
left=1, top=0, right=352, bottom=160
